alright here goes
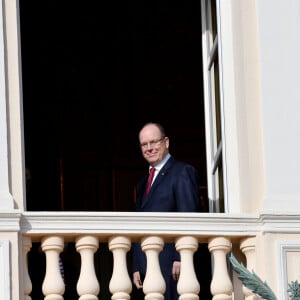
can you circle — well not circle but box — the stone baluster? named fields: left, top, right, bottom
left=41, top=236, right=65, bottom=300
left=23, top=236, right=32, bottom=300
left=240, top=237, right=257, bottom=300
left=208, top=237, right=232, bottom=300
left=76, top=235, right=100, bottom=300
left=175, top=236, right=200, bottom=300
left=108, top=236, right=132, bottom=300
left=141, top=236, right=165, bottom=300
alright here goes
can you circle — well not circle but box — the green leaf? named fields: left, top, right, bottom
left=287, top=280, right=300, bottom=299
left=229, top=253, right=277, bottom=300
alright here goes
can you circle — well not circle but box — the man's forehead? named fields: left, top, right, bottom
left=140, top=126, right=160, bottom=137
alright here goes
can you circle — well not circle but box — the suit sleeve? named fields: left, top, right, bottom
left=175, top=164, right=200, bottom=212
left=131, top=242, right=139, bottom=273
left=172, top=163, right=199, bottom=261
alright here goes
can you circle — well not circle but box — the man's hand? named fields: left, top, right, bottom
left=172, top=261, right=181, bottom=281
left=133, top=271, right=143, bottom=289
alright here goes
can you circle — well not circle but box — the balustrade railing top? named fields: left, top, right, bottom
left=20, top=211, right=260, bottom=241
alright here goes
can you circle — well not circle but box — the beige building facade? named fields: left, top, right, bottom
left=1, top=1, right=300, bottom=299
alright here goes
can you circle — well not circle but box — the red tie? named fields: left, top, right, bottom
left=145, top=167, right=155, bottom=195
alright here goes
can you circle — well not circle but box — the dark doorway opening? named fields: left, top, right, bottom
left=20, top=1, right=207, bottom=212
left=20, top=1, right=211, bottom=298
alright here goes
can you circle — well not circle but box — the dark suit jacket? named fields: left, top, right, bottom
left=131, top=156, right=199, bottom=300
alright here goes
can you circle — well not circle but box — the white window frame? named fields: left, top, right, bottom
left=0, top=2, right=14, bottom=209
left=201, top=0, right=228, bottom=212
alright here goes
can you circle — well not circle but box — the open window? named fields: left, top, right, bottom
left=19, top=1, right=209, bottom=212
left=201, top=0, right=225, bottom=212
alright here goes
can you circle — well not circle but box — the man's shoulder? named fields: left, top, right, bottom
left=167, top=157, right=195, bottom=170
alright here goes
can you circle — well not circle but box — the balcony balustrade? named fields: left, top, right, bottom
left=21, top=212, right=260, bottom=300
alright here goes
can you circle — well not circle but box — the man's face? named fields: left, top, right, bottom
left=139, top=124, right=169, bottom=166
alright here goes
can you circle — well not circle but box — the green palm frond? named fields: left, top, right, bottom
left=229, top=253, right=277, bottom=300
left=287, top=280, right=300, bottom=299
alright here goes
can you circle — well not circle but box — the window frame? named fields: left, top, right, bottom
left=201, top=0, right=228, bottom=212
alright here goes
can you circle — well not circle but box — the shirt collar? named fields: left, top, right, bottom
left=149, top=153, right=171, bottom=173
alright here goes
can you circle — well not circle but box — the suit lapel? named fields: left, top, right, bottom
left=141, top=157, right=175, bottom=208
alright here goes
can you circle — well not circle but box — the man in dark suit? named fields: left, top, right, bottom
left=132, top=122, right=200, bottom=300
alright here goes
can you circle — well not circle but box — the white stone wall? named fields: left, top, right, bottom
left=0, top=1, right=300, bottom=299
left=256, top=0, right=300, bottom=212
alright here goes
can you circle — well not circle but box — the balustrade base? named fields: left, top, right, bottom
left=78, top=294, right=98, bottom=300
left=179, top=293, right=199, bottom=300
left=144, top=292, right=164, bottom=300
